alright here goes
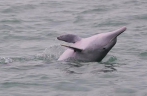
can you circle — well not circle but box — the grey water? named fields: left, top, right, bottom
left=0, top=0, right=147, bottom=96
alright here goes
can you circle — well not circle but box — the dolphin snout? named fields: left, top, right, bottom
left=105, top=26, right=127, bottom=42
left=122, top=26, right=127, bottom=31
left=109, top=26, right=127, bottom=39
left=115, top=26, right=127, bottom=36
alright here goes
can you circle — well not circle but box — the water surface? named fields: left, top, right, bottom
left=0, top=0, right=147, bottom=96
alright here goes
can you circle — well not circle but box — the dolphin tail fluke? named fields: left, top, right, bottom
left=61, top=45, right=83, bottom=52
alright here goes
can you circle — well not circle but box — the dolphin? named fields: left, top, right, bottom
left=57, top=27, right=127, bottom=62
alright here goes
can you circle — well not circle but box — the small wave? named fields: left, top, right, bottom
left=0, top=19, right=22, bottom=24
left=96, top=20, right=128, bottom=27
left=0, top=45, right=64, bottom=64
left=131, top=14, right=147, bottom=21
left=139, top=51, right=147, bottom=60
left=2, top=4, right=37, bottom=14
left=58, top=61, right=117, bottom=74
left=0, top=57, right=13, bottom=64
left=140, top=52, right=147, bottom=57
left=101, top=55, right=117, bottom=64
left=80, top=7, right=110, bottom=14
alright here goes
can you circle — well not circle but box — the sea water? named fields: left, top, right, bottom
left=0, top=0, right=147, bottom=96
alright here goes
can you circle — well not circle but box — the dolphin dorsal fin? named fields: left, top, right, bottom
left=57, top=34, right=81, bottom=43
left=61, top=45, right=83, bottom=52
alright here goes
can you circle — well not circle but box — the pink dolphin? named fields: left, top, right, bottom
left=57, top=27, right=127, bottom=62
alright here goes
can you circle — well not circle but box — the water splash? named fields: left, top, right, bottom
left=101, top=55, right=117, bottom=64
left=0, top=45, right=64, bottom=64
left=0, top=57, right=13, bottom=64
left=42, top=45, right=64, bottom=63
